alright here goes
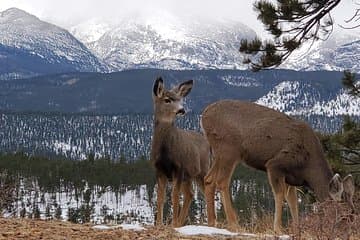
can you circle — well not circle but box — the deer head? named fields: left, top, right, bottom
left=329, top=173, right=356, bottom=211
left=152, top=77, right=193, bottom=124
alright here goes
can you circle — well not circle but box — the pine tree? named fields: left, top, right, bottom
left=55, top=205, right=62, bottom=220
left=45, top=204, right=52, bottom=220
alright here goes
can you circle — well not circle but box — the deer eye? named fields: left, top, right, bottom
left=164, top=98, right=171, bottom=104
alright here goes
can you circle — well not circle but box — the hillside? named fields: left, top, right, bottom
left=1, top=69, right=358, bottom=116
left=0, top=8, right=105, bottom=80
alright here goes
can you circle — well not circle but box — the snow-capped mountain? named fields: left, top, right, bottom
left=282, top=27, right=360, bottom=72
left=1, top=7, right=359, bottom=75
left=70, top=13, right=257, bottom=71
left=70, top=12, right=360, bottom=72
left=0, top=8, right=106, bottom=80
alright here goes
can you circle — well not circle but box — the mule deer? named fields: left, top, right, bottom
left=201, top=100, right=355, bottom=232
left=151, top=77, right=211, bottom=227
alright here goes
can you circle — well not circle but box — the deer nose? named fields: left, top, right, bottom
left=176, top=108, right=185, bottom=115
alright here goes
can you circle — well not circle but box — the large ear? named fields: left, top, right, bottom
left=177, top=80, right=193, bottom=97
left=153, top=77, right=164, bottom=97
left=329, top=173, right=343, bottom=201
left=343, top=174, right=355, bottom=211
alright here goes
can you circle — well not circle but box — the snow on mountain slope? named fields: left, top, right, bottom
left=0, top=8, right=106, bottom=79
left=310, top=89, right=360, bottom=116
left=282, top=27, right=360, bottom=72
left=70, top=18, right=112, bottom=44
left=1, top=7, right=358, bottom=74
left=256, top=81, right=360, bottom=116
left=71, top=13, right=257, bottom=71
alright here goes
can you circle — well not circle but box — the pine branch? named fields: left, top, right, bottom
left=240, top=0, right=342, bottom=71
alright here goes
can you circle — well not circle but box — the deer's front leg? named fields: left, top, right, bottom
left=156, top=173, right=167, bottom=226
left=171, top=177, right=181, bottom=227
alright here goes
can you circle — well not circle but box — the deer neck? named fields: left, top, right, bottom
left=153, top=119, right=178, bottom=142
left=151, top=119, right=179, bottom=163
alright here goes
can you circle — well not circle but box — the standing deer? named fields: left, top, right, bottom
left=201, top=100, right=355, bottom=233
left=151, top=77, right=211, bottom=227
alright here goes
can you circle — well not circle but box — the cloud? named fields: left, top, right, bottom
left=0, top=0, right=358, bottom=36
left=0, top=0, right=259, bottom=28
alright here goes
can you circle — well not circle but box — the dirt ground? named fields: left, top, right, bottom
left=0, top=218, right=268, bottom=240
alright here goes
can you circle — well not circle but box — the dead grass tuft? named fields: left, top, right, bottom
left=295, top=199, right=359, bottom=240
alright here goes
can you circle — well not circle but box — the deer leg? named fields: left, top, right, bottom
left=217, top=162, right=238, bottom=231
left=178, top=181, right=194, bottom=226
left=155, top=173, right=167, bottom=226
left=171, top=177, right=181, bottom=227
left=267, top=170, right=286, bottom=233
left=284, top=185, right=299, bottom=228
left=204, top=163, right=218, bottom=227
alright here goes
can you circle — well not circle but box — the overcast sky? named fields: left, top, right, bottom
left=0, top=0, right=357, bottom=36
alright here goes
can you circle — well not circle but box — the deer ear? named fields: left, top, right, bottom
left=153, top=77, right=164, bottom=97
left=329, top=173, right=344, bottom=201
left=177, top=80, right=193, bottom=97
left=342, top=174, right=355, bottom=210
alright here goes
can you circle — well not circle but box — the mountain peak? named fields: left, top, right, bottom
left=0, top=8, right=38, bottom=22
left=0, top=7, right=106, bottom=79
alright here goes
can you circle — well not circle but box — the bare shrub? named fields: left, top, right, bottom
left=297, top=200, right=359, bottom=240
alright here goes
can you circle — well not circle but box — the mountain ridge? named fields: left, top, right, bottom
left=1, top=7, right=360, bottom=78
left=1, top=69, right=357, bottom=116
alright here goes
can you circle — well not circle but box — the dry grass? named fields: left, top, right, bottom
left=241, top=196, right=360, bottom=239
left=222, top=194, right=360, bottom=239
left=296, top=194, right=360, bottom=240
left=295, top=198, right=359, bottom=240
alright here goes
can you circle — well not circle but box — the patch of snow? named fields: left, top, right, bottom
left=264, top=234, right=292, bottom=240
left=175, top=225, right=238, bottom=236
left=120, top=224, right=145, bottom=231
left=92, top=225, right=117, bottom=230
left=92, top=224, right=145, bottom=231
left=176, top=225, right=292, bottom=239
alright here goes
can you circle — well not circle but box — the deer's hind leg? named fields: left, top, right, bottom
left=204, top=168, right=216, bottom=226
left=155, top=173, right=168, bottom=226
left=205, top=151, right=238, bottom=230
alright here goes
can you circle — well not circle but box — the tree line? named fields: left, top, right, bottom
left=0, top=115, right=358, bottom=225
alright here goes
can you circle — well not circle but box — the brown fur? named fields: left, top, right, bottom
left=201, top=100, right=353, bottom=233
left=151, top=77, right=210, bottom=227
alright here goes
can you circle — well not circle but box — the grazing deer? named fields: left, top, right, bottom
left=200, top=100, right=355, bottom=233
left=151, top=77, right=211, bottom=227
